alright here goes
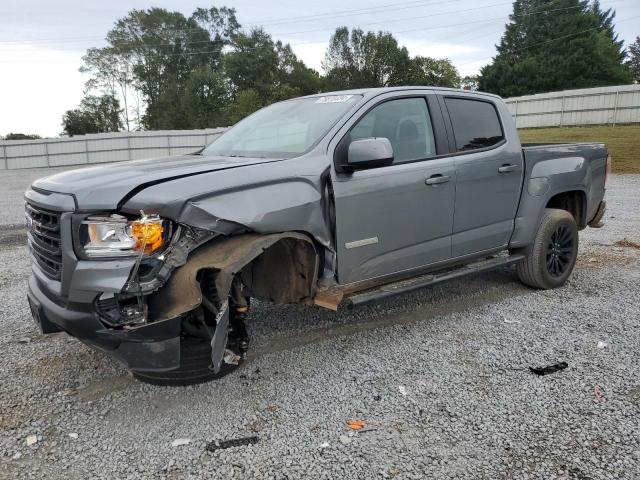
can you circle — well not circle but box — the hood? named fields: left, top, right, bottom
left=32, top=154, right=284, bottom=211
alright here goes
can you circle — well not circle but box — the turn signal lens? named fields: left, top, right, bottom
left=131, top=218, right=164, bottom=253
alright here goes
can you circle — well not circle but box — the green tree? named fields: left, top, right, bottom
left=406, top=56, right=460, bottom=87
left=3, top=133, right=41, bottom=140
left=62, top=95, right=123, bottom=136
left=80, top=47, right=136, bottom=130
left=323, top=27, right=459, bottom=90
left=628, top=36, right=640, bottom=83
left=97, top=7, right=239, bottom=129
left=460, top=75, right=480, bottom=90
left=226, top=88, right=263, bottom=124
left=479, top=0, right=631, bottom=97
left=323, top=27, right=412, bottom=89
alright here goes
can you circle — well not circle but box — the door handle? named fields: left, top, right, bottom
left=498, top=164, right=518, bottom=174
left=425, top=174, right=450, bottom=185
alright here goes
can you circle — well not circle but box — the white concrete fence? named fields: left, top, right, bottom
left=504, top=84, right=640, bottom=128
left=0, top=128, right=228, bottom=170
left=2, top=84, right=640, bottom=170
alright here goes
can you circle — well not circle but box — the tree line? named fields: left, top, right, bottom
left=57, top=1, right=639, bottom=137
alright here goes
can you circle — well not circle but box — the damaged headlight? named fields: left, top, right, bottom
left=79, top=213, right=167, bottom=258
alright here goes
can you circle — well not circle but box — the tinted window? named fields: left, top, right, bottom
left=350, top=98, right=436, bottom=164
left=444, top=97, right=504, bottom=151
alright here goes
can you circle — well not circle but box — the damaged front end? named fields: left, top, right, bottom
left=87, top=218, right=319, bottom=375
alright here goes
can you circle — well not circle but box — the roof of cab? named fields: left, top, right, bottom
left=302, top=86, right=502, bottom=101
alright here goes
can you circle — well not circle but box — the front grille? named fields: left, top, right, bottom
left=25, top=202, right=63, bottom=280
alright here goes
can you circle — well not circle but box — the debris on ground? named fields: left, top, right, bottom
left=356, top=427, right=378, bottom=434
left=12, top=452, right=22, bottom=460
left=171, top=438, right=191, bottom=447
left=346, top=419, right=366, bottom=430
left=597, top=341, right=608, bottom=349
left=398, top=386, right=407, bottom=396
left=529, top=362, right=568, bottom=376
left=594, top=385, right=602, bottom=401
left=265, top=404, right=279, bottom=412
left=25, top=435, right=38, bottom=446
left=223, top=349, right=241, bottom=365
left=206, top=435, right=259, bottom=451
left=615, top=238, right=640, bottom=249
left=339, top=435, right=352, bottom=445
left=319, top=442, right=330, bottom=449
left=68, top=433, right=79, bottom=439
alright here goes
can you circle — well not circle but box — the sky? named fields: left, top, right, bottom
left=1, top=0, right=638, bottom=137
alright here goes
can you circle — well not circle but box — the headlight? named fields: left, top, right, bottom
left=79, top=213, right=166, bottom=258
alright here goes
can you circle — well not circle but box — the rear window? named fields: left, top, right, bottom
left=444, top=97, right=504, bottom=152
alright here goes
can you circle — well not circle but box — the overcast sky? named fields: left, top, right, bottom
left=1, top=0, right=638, bottom=137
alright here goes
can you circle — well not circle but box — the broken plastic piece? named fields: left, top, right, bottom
left=223, top=349, right=241, bottom=366
left=206, top=436, right=259, bottom=451
left=171, top=438, right=191, bottom=447
left=346, top=419, right=366, bottom=430
left=529, top=362, right=568, bottom=376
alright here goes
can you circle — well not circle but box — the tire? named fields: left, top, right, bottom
left=131, top=336, right=240, bottom=387
left=516, top=208, right=579, bottom=290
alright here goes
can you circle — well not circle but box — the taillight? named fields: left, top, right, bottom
left=605, top=154, right=612, bottom=187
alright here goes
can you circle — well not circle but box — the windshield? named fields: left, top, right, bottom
left=202, top=94, right=362, bottom=158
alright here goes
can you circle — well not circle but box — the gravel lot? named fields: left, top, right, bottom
left=0, top=169, right=639, bottom=479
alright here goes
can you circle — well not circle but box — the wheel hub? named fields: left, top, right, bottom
left=546, top=225, right=574, bottom=277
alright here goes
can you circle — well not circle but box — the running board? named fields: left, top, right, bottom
left=345, top=253, right=526, bottom=309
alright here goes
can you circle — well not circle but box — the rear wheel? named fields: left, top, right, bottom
left=516, top=208, right=578, bottom=289
left=131, top=336, right=240, bottom=387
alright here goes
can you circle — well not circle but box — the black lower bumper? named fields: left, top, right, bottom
left=28, top=275, right=182, bottom=372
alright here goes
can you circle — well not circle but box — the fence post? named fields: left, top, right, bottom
left=127, top=135, right=132, bottom=161
left=84, top=138, right=90, bottom=164
left=559, top=95, right=566, bottom=127
left=44, top=141, right=51, bottom=167
left=514, top=100, right=519, bottom=128
left=612, top=90, right=620, bottom=127
left=1, top=143, right=7, bottom=170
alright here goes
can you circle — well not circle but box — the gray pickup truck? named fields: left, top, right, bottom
left=25, top=87, right=609, bottom=385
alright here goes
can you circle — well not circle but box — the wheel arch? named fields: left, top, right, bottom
left=545, top=189, right=587, bottom=229
left=147, top=232, right=320, bottom=322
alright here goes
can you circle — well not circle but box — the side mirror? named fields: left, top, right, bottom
left=345, top=137, right=394, bottom=171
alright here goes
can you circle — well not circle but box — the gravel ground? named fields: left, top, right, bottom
left=0, top=172, right=639, bottom=479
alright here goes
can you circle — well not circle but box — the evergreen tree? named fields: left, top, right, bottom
left=479, top=0, right=631, bottom=97
left=628, top=36, right=640, bottom=83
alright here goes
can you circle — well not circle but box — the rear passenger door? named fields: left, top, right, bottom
left=441, top=95, right=524, bottom=257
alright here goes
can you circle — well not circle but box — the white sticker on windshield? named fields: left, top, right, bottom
left=315, top=95, right=354, bottom=104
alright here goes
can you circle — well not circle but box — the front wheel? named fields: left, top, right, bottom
left=131, top=336, right=240, bottom=386
left=516, top=208, right=579, bottom=290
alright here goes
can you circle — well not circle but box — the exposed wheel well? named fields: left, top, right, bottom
left=147, top=232, right=320, bottom=322
left=240, top=236, right=319, bottom=304
left=545, top=190, right=587, bottom=229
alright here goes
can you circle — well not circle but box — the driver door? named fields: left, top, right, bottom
left=331, top=93, right=456, bottom=285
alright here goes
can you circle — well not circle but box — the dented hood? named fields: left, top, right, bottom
left=32, top=154, right=284, bottom=211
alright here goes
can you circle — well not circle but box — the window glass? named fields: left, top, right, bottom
left=203, top=94, right=362, bottom=158
left=350, top=98, right=436, bottom=164
left=444, top=97, right=504, bottom=151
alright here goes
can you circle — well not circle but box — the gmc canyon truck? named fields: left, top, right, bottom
left=25, top=87, right=608, bottom=385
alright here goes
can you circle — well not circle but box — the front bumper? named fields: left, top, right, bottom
left=24, top=187, right=183, bottom=372
left=28, top=272, right=182, bottom=372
